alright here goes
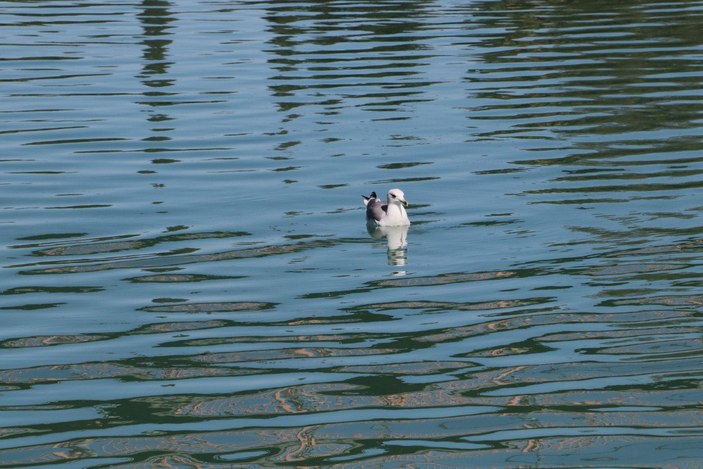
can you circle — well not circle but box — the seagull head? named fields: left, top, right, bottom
left=387, top=188, right=408, bottom=208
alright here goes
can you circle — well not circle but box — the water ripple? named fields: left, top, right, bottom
left=2, top=0, right=703, bottom=466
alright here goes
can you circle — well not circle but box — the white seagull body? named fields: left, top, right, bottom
left=362, top=188, right=410, bottom=227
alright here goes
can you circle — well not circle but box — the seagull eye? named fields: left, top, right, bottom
left=391, top=194, right=396, bottom=198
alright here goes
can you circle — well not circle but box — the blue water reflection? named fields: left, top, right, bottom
left=2, top=0, right=703, bottom=466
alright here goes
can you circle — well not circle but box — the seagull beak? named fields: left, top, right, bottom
left=400, top=199, right=408, bottom=208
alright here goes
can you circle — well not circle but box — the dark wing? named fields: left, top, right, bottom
left=366, top=197, right=387, bottom=222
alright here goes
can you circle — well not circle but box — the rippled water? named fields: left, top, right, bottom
left=2, top=0, right=703, bottom=466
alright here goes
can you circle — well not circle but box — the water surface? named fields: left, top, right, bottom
left=2, top=0, right=703, bottom=466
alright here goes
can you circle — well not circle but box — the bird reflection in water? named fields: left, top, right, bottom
left=367, top=224, right=409, bottom=273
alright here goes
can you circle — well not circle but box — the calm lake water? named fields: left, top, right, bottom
left=2, top=0, right=703, bottom=466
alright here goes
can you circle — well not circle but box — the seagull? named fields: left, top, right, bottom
left=362, top=188, right=410, bottom=226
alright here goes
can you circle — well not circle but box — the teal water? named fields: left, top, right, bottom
left=2, top=0, right=703, bottom=466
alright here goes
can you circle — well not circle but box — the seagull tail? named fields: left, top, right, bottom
left=362, top=191, right=377, bottom=207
